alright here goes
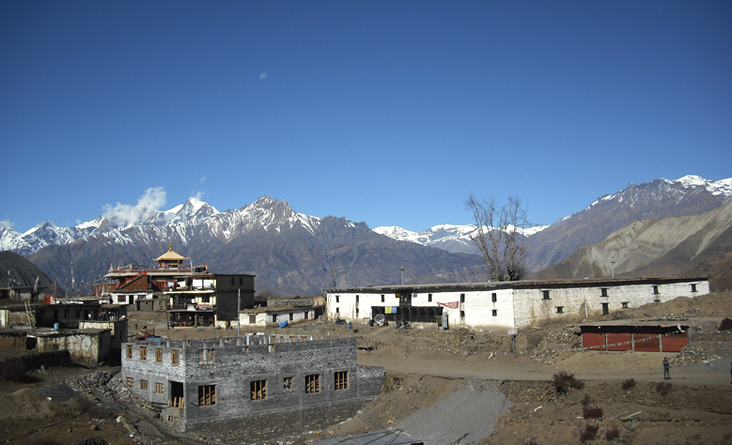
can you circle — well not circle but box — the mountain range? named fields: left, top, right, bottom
left=1, top=175, right=731, bottom=295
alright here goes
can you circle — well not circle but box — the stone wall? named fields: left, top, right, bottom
left=121, top=334, right=384, bottom=431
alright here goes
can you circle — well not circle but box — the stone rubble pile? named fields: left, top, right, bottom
left=674, top=344, right=713, bottom=365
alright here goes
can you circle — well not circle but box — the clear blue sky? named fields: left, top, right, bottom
left=2, top=1, right=731, bottom=233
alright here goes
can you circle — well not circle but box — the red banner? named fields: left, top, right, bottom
left=437, top=301, right=459, bottom=309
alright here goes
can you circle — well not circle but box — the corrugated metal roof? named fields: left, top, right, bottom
left=313, top=429, right=423, bottom=445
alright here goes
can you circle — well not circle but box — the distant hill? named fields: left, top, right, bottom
left=0, top=251, right=57, bottom=296
left=523, top=175, right=732, bottom=272
left=532, top=200, right=732, bottom=291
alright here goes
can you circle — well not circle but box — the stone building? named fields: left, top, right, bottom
left=325, top=277, right=710, bottom=330
left=121, top=334, right=384, bottom=431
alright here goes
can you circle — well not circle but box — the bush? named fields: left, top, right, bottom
left=581, top=393, right=592, bottom=406
left=580, top=424, right=599, bottom=442
left=552, top=371, right=585, bottom=393
left=621, top=378, right=636, bottom=390
left=583, top=405, right=604, bottom=419
left=719, top=318, right=732, bottom=331
left=605, top=426, right=620, bottom=440
left=655, top=381, right=672, bottom=396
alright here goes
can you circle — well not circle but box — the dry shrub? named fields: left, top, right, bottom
left=655, top=381, right=672, bottom=396
left=605, top=426, right=620, bottom=440
left=580, top=424, right=599, bottom=442
left=719, top=317, right=732, bottom=331
left=621, top=378, right=636, bottom=390
left=552, top=371, right=584, bottom=393
left=581, top=393, right=592, bottom=406
left=583, top=405, right=603, bottom=419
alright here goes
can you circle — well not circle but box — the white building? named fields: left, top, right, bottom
left=325, top=277, right=710, bottom=330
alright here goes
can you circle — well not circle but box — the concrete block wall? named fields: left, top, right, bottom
left=121, top=334, right=384, bottom=431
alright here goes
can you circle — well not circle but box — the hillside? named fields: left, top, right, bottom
left=532, top=200, right=732, bottom=290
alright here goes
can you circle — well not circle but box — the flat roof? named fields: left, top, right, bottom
left=325, top=276, right=708, bottom=293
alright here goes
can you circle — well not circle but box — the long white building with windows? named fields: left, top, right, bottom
left=325, top=277, right=710, bottom=330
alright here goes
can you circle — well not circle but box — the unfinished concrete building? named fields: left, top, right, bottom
left=121, top=334, right=384, bottom=431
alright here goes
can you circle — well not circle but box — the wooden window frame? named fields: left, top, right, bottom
left=334, top=371, right=348, bottom=391
left=139, top=346, right=147, bottom=361
left=171, top=349, right=180, bottom=366
left=140, top=379, right=148, bottom=391
left=305, top=374, right=321, bottom=394
left=126, top=344, right=133, bottom=359
left=201, top=349, right=215, bottom=365
left=198, top=385, right=217, bottom=406
left=155, top=347, right=163, bottom=363
left=250, top=380, right=267, bottom=400
left=283, top=377, right=293, bottom=390
left=126, top=377, right=133, bottom=387
left=155, top=382, right=164, bottom=394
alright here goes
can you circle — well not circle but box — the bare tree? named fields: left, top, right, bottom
left=466, top=194, right=529, bottom=281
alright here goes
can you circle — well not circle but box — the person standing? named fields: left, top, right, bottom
left=663, top=357, right=670, bottom=380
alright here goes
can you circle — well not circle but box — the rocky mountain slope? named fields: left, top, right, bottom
left=533, top=200, right=732, bottom=290
left=0, top=251, right=57, bottom=295
left=23, top=197, right=486, bottom=296
left=523, top=175, right=732, bottom=272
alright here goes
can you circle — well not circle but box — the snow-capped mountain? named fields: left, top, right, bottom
left=524, top=175, right=732, bottom=272
left=19, top=196, right=486, bottom=296
left=374, top=224, right=548, bottom=254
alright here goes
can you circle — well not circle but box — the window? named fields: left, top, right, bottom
left=171, top=349, right=180, bottom=366
left=542, top=290, right=551, bottom=300
left=556, top=306, right=564, bottom=314
left=126, top=345, right=133, bottom=359
left=460, top=293, right=465, bottom=303
left=601, top=288, right=608, bottom=297
left=491, top=293, right=497, bottom=303
left=356, top=308, right=359, bottom=316
left=140, top=346, right=147, bottom=361
left=117, top=295, right=127, bottom=303
left=690, top=284, right=697, bottom=292
left=198, top=385, right=217, bottom=406
left=621, top=302, right=629, bottom=309
left=202, top=295, right=210, bottom=303
left=356, top=295, right=359, bottom=302
left=305, top=374, right=321, bottom=394
left=283, top=377, right=293, bottom=390
left=335, top=307, right=339, bottom=313
left=460, top=310, right=465, bottom=319
left=155, top=348, right=163, bottom=363
left=201, top=349, right=215, bottom=365
left=652, top=286, right=659, bottom=295
left=231, top=277, right=234, bottom=285
left=428, top=293, right=432, bottom=302
left=249, top=314, right=256, bottom=324
left=140, top=379, right=148, bottom=391
left=239, top=277, right=243, bottom=285
left=492, top=309, right=498, bottom=317
left=250, top=380, right=267, bottom=400
left=126, top=377, right=133, bottom=387
left=155, top=382, right=164, bottom=394
left=381, top=294, right=385, bottom=302
left=334, top=371, right=349, bottom=390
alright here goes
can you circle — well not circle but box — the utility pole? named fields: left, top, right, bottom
left=611, top=256, right=616, bottom=279
left=400, top=265, right=404, bottom=286
left=237, top=288, right=241, bottom=336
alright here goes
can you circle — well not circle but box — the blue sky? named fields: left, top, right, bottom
left=1, top=1, right=730, bottom=233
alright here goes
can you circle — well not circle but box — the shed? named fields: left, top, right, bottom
left=580, top=320, right=689, bottom=352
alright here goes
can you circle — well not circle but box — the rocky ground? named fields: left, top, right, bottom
left=1, top=291, right=731, bottom=445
